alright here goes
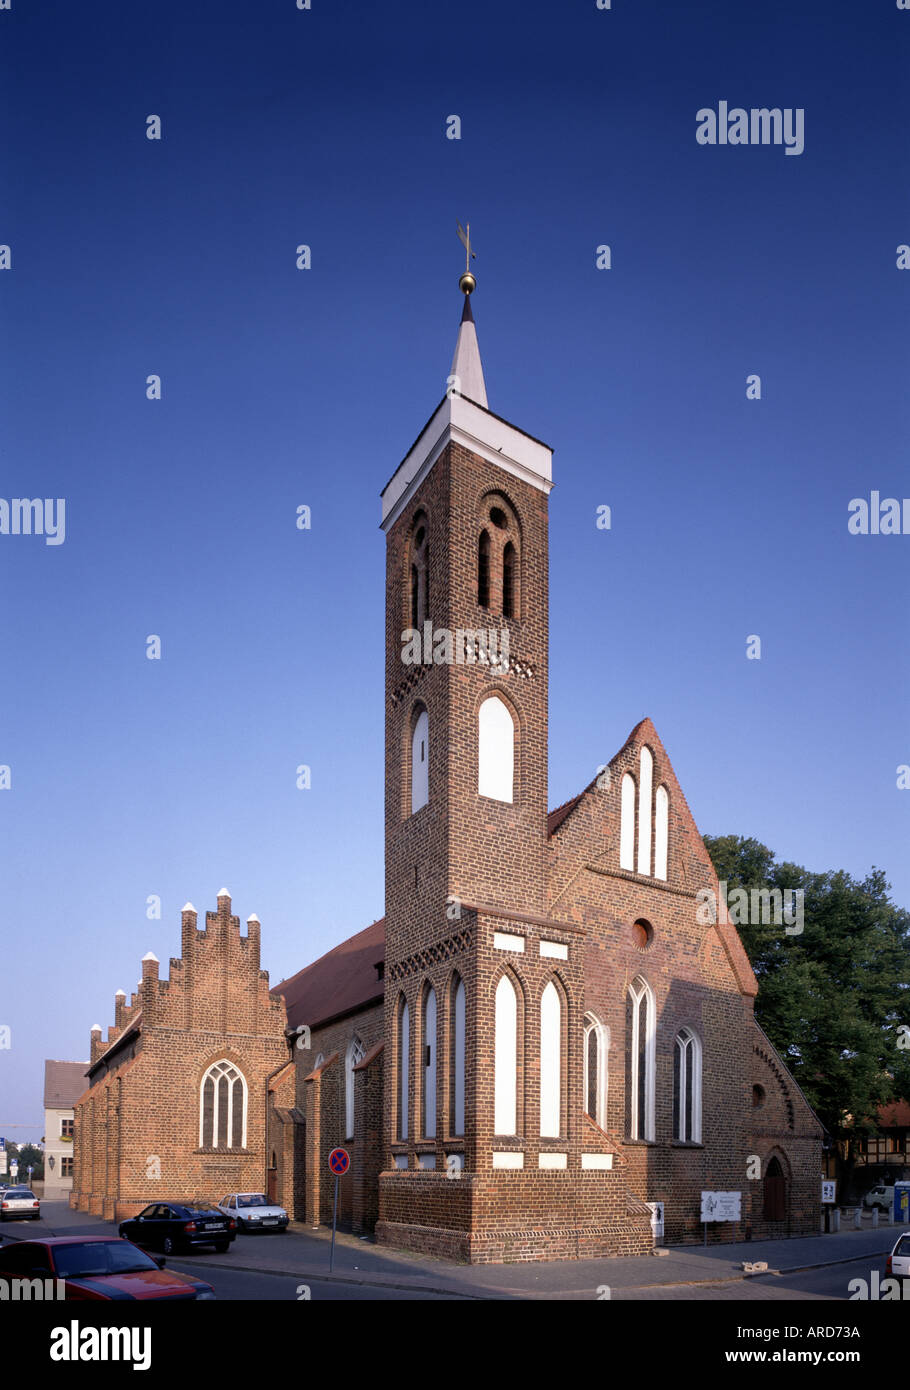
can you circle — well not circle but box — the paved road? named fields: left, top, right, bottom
left=167, top=1259, right=467, bottom=1300
left=6, top=1201, right=902, bottom=1301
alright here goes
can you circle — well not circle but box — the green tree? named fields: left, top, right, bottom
left=704, top=834, right=910, bottom=1189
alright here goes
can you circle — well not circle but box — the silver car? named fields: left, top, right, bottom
left=217, top=1193, right=288, bottom=1233
left=0, top=1188, right=40, bottom=1221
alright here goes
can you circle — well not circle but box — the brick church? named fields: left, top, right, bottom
left=72, top=272, right=822, bottom=1261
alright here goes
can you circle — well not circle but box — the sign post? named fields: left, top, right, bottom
left=700, top=1191, right=742, bottom=1246
left=327, top=1147, right=350, bottom=1273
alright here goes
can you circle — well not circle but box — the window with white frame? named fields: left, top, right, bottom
left=398, top=999, right=410, bottom=1141
left=478, top=695, right=514, bottom=802
left=583, top=1013, right=609, bottom=1129
left=452, top=975, right=466, bottom=1137
left=637, top=747, right=653, bottom=875
left=200, top=1060, right=247, bottom=1150
left=423, top=985, right=437, bottom=1138
left=345, top=1035, right=366, bottom=1139
left=540, top=981, right=561, bottom=1138
left=673, top=1027, right=702, bottom=1143
left=494, top=974, right=518, bottom=1134
left=411, top=706, right=429, bottom=813
left=620, top=773, right=635, bottom=870
left=626, top=978, right=655, bottom=1141
left=654, top=784, right=669, bottom=880
left=621, top=750, right=669, bottom=880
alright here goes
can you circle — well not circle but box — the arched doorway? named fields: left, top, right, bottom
left=763, top=1155, right=787, bottom=1222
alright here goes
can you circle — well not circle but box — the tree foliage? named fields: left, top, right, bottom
left=703, top=834, right=910, bottom=1148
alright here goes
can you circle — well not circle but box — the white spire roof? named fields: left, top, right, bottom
left=449, top=294, right=488, bottom=408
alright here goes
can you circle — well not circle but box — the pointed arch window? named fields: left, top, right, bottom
left=200, top=1061, right=247, bottom=1150
left=477, top=530, right=490, bottom=609
left=398, top=999, right=410, bottom=1141
left=673, top=1027, right=702, bottom=1143
left=583, top=1014, right=609, bottom=1129
left=423, top=985, right=437, bottom=1138
left=478, top=695, right=514, bottom=802
left=540, top=981, right=561, bottom=1138
left=411, top=706, right=429, bottom=813
left=494, top=974, right=518, bottom=1135
left=654, top=784, right=669, bottom=880
left=345, top=1035, right=365, bottom=1140
left=502, top=542, right=516, bottom=620
left=410, top=515, right=429, bottom=627
left=626, top=978, right=655, bottom=1141
left=451, top=975, right=466, bottom=1137
left=637, top=747, right=653, bottom=876
left=620, top=773, right=635, bottom=870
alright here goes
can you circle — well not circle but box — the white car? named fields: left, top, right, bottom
left=886, top=1231, right=910, bottom=1279
left=863, top=1185, right=895, bottom=1214
left=0, top=1188, right=40, bottom=1221
left=217, top=1193, right=288, bottom=1233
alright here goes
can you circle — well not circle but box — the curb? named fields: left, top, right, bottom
left=170, top=1256, right=492, bottom=1299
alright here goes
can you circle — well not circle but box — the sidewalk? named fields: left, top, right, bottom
left=27, top=1202, right=902, bottom=1299
left=183, top=1221, right=900, bottom=1299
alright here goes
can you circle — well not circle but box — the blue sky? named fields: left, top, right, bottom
left=1, top=0, right=908, bottom=1142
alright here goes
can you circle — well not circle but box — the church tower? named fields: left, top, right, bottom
left=377, top=261, right=586, bottom=1259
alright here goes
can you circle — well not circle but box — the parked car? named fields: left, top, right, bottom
left=0, top=1189, right=40, bottom=1221
left=0, top=1235, right=215, bottom=1300
left=886, top=1230, right=910, bottom=1279
left=863, top=1184, right=896, bottom=1214
left=119, top=1201, right=236, bottom=1255
left=217, top=1192, right=289, bottom=1233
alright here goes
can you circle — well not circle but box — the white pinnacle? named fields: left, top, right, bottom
left=182, top=902, right=196, bottom=913
left=450, top=296, right=488, bottom=408
left=217, top=887, right=230, bottom=898
left=141, top=951, right=159, bottom=963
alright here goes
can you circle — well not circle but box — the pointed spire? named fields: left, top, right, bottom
left=450, top=286, right=488, bottom=409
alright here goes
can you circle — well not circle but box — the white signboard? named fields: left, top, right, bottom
left=701, top=1190, right=741, bottom=1222
left=821, top=1180, right=836, bottom=1204
left=646, top=1200, right=664, bottom=1242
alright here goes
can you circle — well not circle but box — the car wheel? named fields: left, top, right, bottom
left=213, top=1241, right=229, bottom=1253
left=162, top=1236, right=175, bottom=1255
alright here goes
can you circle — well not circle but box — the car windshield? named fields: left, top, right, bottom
left=896, top=1236, right=910, bottom=1256
left=5, top=1191, right=35, bottom=1199
left=237, top=1195, right=268, bottom=1208
left=53, top=1241, right=159, bottom=1279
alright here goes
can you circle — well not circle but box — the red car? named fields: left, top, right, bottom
left=0, top=1235, right=216, bottom=1300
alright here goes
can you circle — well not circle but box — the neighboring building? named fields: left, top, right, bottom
left=70, top=892, right=291, bottom=1221
left=271, top=281, right=824, bottom=1262
left=43, top=1060, right=89, bottom=1198
left=834, top=1101, right=910, bottom=1193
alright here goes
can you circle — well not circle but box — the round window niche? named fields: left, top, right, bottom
left=632, top=918, right=654, bottom=951
left=489, top=506, right=507, bottom=529
left=752, top=1084, right=766, bottom=1109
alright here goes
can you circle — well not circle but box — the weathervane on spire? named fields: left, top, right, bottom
left=456, top=221, right=477, bottom=295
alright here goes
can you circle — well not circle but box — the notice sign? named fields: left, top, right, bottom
left=701, top=1190, right=741, bottom=1222
left=822, top=1180, right=836, bottom=1204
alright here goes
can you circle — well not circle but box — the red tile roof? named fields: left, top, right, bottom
left=271, top=919, right=385, bottom=1030
left=43, top=1060, right=90, bottom=1109
left=879, top=1100, right=910, bottom=1128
